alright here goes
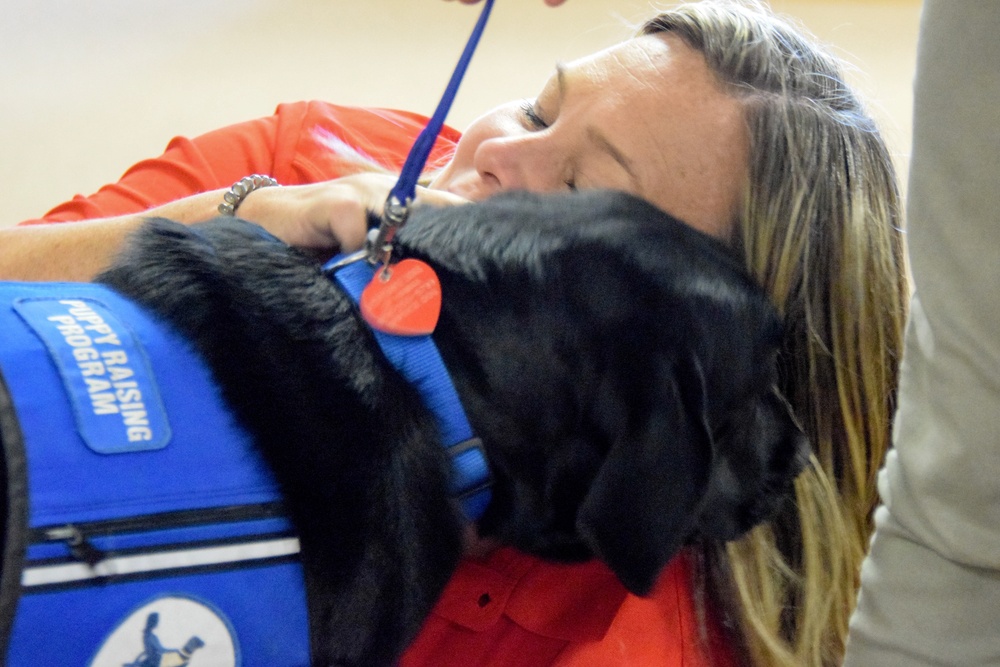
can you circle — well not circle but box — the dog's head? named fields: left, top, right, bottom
left=404, top=190, right=809, bottom=596
left=574, top=348, right=809, bottom=595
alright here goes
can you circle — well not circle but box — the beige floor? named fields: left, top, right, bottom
left=1, top=0, right=921, bottom=226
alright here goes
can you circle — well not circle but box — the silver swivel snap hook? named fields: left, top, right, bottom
left=367, top=193, right=412, bottom=273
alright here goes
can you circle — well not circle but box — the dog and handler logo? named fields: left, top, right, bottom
left=90, top=595, right=239, bottom=667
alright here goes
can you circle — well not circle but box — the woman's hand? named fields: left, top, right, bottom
left=236, top=173, right=469, bottom=256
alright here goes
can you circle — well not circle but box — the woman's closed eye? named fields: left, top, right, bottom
left=518, top=100, right=576, bottom=192
left=519, top=100, right=549, bottom=130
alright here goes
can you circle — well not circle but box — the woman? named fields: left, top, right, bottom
left=0, top=2, right=906, bottom=665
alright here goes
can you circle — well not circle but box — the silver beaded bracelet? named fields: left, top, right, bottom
left=218, top=174, right=279, bottom=216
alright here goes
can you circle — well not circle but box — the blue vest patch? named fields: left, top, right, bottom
left=13, top=296, right=171, bottom=454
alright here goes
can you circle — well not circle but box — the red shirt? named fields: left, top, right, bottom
left=22, top=102, right=460, bottom=224
left=22, top=101, right=735, bottom=666
left=402, top=546, right=732, bottom=666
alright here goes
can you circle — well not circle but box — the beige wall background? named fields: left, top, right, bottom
left=1, top=0, right=921, bottom=227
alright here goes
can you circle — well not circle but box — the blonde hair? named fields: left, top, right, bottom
left=643, top=3, right=907, bottom=665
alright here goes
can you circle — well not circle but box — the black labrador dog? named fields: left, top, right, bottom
left=96, top=189, right=808, bottom=666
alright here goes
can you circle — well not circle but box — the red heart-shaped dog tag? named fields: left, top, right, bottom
left=360, top=259, right=442, bottom=336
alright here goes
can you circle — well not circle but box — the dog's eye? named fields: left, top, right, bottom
left=519, top=100, right=549, bottom=131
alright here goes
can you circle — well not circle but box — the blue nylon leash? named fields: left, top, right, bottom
left=366, top=0, right=496, bottom=266
left=322, top=0, right=496, bottom=521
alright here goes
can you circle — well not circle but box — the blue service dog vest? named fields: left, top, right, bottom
left=0, top=282, right=311, bottom=666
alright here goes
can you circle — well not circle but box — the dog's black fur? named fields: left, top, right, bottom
left=92, top=190, right=808, bottom=666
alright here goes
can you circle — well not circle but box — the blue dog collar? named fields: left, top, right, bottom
left=329, top=259, right=492, bottom=521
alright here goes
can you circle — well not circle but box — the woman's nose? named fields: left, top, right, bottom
left=473, top=133, right=558, bottom=195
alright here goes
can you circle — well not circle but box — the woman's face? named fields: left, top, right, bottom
left=430, top=33, right=748, bottom=239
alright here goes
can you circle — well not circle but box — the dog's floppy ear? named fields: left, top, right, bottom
left=575, top=355, right=713, bottom=596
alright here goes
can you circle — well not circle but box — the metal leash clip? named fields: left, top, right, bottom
left=367, top=193, right=412, bottom=269
left=324, top=196, right=409, bottom=273
left=324, top=193, right=410, bottom=273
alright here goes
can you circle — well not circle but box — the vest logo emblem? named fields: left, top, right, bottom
left=90, top=595, right=239, bottom=667
left=13, top=297, right=172, bottom=454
